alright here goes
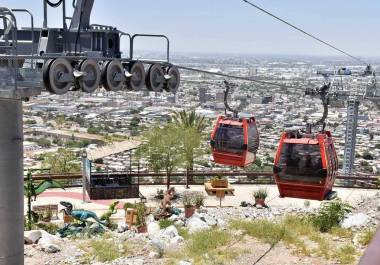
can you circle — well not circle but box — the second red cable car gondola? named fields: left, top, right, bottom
left=210, top=81, right=259, bottom=167
left=273, top=84, right=338, bottom=200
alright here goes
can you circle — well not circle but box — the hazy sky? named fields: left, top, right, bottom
left=3, top=0, right=379, bottom=57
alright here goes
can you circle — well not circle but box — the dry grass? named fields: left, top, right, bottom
left=79, top=235, right=130, bottom=264
left=166, top=228, right=241, bottom=265
left=229, top=215, right=359, bottom=264
left=358, top=228, right=376, bottom=246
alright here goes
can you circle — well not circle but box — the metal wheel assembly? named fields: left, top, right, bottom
left=44, top=58, right=73, bottom=95
left=146, top=64, right=165, bottom=92
left=79, top=59, right=101, bottom=93
left=102, top=60, right=124, bottom=91
left=42, top=59, right=55, bottom=93
left=125, top=61, right=145, bottom=91
left=164, top=66, right=181, bottom=93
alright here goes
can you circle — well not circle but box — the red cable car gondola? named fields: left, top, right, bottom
left=273, top=130, right=338, bottom=200
left=273, top=84, right=338, bottom=200
left=210, top=81, right=259, bottom=167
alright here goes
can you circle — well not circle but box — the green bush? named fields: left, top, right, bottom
left=310, top=199, right=353, bottom=232
left=159, top=219, right=175, bottom=229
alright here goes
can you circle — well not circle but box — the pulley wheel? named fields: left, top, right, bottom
left=125, top=61, right=145, bottom=91
left=146, top=64, right=165, bottom=92
left=42, top=59, right=55, bottom=93
left=79, top=59, right=101, bottom=93
left=45, top=58, right=73, bottom=95
left=102, top=60, right=124, bottom=91
left=164, top=66, right=181, bottom=93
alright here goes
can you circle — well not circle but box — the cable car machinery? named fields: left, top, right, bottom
left=0, top=0, right=181, bottom=97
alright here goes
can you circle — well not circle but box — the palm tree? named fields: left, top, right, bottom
left=172, top=110, right=207, bottom=133
left=172, top=110, right=207, bottom=184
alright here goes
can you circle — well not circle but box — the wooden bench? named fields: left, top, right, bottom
left=204, top=182, right=235, bottom=196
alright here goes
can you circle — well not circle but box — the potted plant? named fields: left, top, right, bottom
left=194, top=192, right=205, bottom=209
left=182, top=191, right=195, bottom=218
left=211, top=175, right=228, bottom=188
left=135, top=202, right=147, bottom=233
left=253, top=188, right=268, bottom=208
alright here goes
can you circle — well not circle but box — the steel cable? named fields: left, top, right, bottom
left=241, top=0, right=367, bottom=65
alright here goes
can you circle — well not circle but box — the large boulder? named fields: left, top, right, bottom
left=37, top=230, right=62, bottom=253
left=186, top=216, right=209, bottom=233
left=117, top=221, right=128, bottom=233
left=24, top=230, right=42, bottom=244
left=163, top=225, right=178, bottom=238
left=199, top=213, right=217, bottom=226
left=342, top=213, right=369, bottom=228
left=148, top=222, right=161, bottom=238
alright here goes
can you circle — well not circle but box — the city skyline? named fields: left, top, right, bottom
left=3, top=0, right=379, bottom=58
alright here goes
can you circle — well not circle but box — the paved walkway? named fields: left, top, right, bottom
left=32, top=184, right=378, bottom=218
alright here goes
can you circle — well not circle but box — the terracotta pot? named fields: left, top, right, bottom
left=255, top=198, right=266, bottom=207
left=185, top=206, right=195, bottom=218
left=137, top=225, right=147, bottom=233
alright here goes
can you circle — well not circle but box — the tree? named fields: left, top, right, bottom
left=172, top=110, right=207, bottom=134
left=43, top=148, right=80, bottom=174
left=171, top=110, right=207, bottom=184
left=138, top=125, right=183, bottom=189
left=55, top=115, right=66, bottom=129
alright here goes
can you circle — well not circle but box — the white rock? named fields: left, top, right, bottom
left=146, top=214, right=155, bottom=224
left=24, top=230, right=42, bottom=244
left=179, top=260, right=192, bottom=265
left=342, top=213, right=369, bottom=228
left=168, top=215, right=179, bottom=221
left=148, top=251, right=160, bottom=258
left=150, top=238, right=165, bottom=253
left=174, top=220, right=185, bottom=227
left=38, top=239, right=61, bottom=253
left=200, top=214, right=217, bottom=226
left=117, top=221, right=128, bottom=233
left=187, top=216, right=209, bottom=233
left=163, top=225, right=179, bottom=238
left=147, top=222, right=160, bottom=238
left=170, top=236, right=184, bottom=246
left=217, top=218, right=226, bottom=228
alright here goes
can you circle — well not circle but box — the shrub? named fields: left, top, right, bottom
left=193, top=192, right=205, bottom=208
left=309, top=199, right=353, bottom=232
left=135, top=202, right=146, bottom=227
left=358, top=228, right=376, bottom=246
left=253, top=188, right=268, bottom=200
left=334, top=244, right=357, bottom=264
left=155, top=189, right=165, bottom=200
left=33, top=222, right=60, bottom=234
left=159, top=219, right=175, bottom=229
left=182, top=191, right=195, bottom=208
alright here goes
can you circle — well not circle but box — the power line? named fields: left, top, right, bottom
left=241, top=0, right=368, bottom=65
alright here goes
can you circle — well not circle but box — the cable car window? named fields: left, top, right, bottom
left=330, top=143, right=338, bottom=171
left=214, top=125, right=244, bottom=154
left=247, top=123, right=259, bottom=153
left=277, top=143, right=324, bottom=184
